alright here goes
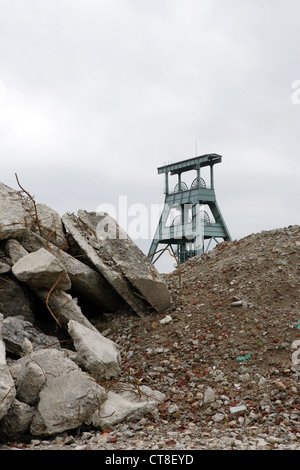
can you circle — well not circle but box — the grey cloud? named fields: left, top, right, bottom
left=0, top=0, right=299, bottom=273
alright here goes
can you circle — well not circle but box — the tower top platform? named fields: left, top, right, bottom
left=157, top=153, right=222, bottom=175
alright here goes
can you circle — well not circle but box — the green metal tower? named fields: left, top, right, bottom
left=148, top=153, right=231, bottom=265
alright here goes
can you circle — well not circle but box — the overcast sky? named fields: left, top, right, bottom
left=1, top=0, right=299, bottom=272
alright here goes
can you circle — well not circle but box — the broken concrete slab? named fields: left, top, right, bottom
left=18, top=230, right=125, bottom=312
left=2, top=315, right=61, bottom=357
left=30, top=369, right=107, bottom=436
left=68, top=319, right=121, bottom=380
left=91, top=384, right=166, bottom=428
left=12, top=247, right=71, bottom=291
left=62, top=211, right=171, bottom=317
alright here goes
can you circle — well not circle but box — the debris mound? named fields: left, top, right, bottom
left=0, top=179, right=169, bottom=442
left=91, top=225, right=300, bottom=449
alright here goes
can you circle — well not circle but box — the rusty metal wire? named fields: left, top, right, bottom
left=45, top=273, right=64, bottom=328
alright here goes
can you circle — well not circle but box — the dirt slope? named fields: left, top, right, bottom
left=95, top=225, right=300, bottom=440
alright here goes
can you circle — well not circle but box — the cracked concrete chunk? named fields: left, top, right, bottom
left=12, top=247, right=71, bottom=291
left=30, top=369, right=107, bottom=436
left=68, top=319, right=121, bottom=380
left=62, top=211, right=171, bottom=316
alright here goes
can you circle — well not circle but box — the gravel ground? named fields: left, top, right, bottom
left=1, top=225, right=299, bottom=451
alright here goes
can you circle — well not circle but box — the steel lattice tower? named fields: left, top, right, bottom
left=148, top=153, right=231, bottom=265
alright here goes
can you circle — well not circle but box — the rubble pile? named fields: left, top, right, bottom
left=60, top=226, right=299, bottom=451
left=0, top=178, right=299, bottom=450
left=92, top=225, right=298, bottom=450
left=0, top=181, right=170, bottom=443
